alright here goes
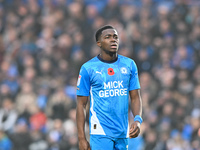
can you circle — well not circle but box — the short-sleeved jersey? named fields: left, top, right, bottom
left=77, top=54, right=140, bottom=138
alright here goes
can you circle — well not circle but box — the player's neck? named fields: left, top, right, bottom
left=99, top=52, right=118, bottom=62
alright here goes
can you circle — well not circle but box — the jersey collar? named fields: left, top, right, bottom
left=97, top=54, right=118, bottom=63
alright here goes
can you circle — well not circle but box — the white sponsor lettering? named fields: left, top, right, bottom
left=115, top=89, right=120, bottom=96
left=99, top=88, right=127, bottom=97
left=100, top=80, right=127, bottom=97
left=104, top=82, right=110, bottom=89
left=118, top=81, right=123, bottom=88
left=104, top=81, right=123, bottom=89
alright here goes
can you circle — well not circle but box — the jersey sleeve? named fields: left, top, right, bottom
left=129, top=61, right=141, bottom=91
left=76, top=65, right=90, bottom=96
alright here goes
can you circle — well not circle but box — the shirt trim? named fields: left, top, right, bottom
left=97, top=54, right=118, bottom=63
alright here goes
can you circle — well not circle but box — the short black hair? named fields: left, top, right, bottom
left=95, top=25, right=115, bottom=42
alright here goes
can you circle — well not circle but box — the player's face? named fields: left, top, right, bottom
left=97, top=29, right=119, bottom=53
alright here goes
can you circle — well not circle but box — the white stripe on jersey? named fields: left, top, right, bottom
left=126, top=123, right=129, bottom=138
left=90, top=87, right=106, bottom=135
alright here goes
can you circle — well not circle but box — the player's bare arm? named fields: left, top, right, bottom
left=129, top=89, right=142, bottom=138
left=76, top=96, right=91, bottom=150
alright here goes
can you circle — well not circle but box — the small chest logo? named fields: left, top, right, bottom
left=120, top=67, right=127, bottom=74
left=108, top=68, right=115, bottom=76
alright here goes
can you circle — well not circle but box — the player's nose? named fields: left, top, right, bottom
left=110, top=37, right=118, bottom=43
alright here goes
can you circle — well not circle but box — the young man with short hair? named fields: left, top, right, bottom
left=76, top=25, right=143, bottom=150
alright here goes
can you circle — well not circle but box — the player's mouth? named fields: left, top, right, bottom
left=110, top=43, right=118, bottom=49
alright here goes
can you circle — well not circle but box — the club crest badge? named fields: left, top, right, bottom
left=120, top=67, right=127, bottom=74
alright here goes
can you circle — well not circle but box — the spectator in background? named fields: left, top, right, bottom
left=0, top=130, right=12, bottom=150
left=15, top=82, right=37, bottom=123
left=10, top=118, right=32, bottom=150
left=36, top=85, right=49, bottom=111
left=0, top=98, right=18, bottom=133
left=0, top=84, right=12, bottom=101
left=0, top=59, right=19, bottom=99
left=193, top=65, right=200, bottom=84
left=143, top=129, right=157, bottom=150
left=63, top=107, right=78, bottom=142
left=29, top=130, right=48, bottom=150
left=192, top=84, right=200, bottom=112
left=1, top=63, right=19, bottom=96
left=45, top=87, right=72, bottom=120
left=46, top=119, right=65, bottom=150
left=167, top=130, right=192, bottom=150
left=29, top=105, right=47, bottom=132
left=102, top=0, right=120, bottom=20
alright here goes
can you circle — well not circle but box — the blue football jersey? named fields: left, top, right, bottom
left=77, top=54, right=140, bottom=138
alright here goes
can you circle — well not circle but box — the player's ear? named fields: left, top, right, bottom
left=96, top=40, right=101, bottom=47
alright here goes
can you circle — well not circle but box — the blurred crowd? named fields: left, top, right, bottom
left=0, top=0, right=200, bottom=150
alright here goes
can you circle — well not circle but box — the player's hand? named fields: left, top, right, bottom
left=129, top=121, right=141, bottom=138
left=79, top=138, right=91, bottom=150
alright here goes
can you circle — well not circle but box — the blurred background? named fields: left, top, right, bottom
left=0, top=0, right=200, bottom=150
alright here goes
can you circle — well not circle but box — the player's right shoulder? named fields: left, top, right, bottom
left=82, top=56, right=99, bottom=69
